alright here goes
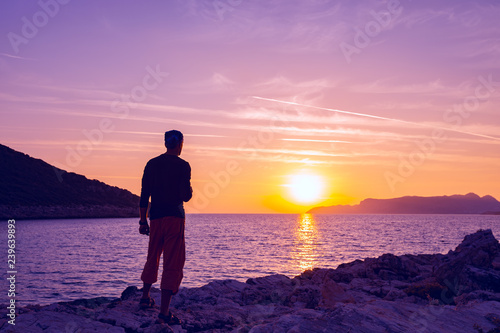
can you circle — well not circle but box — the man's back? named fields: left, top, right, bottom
left=140, top=153, right=192, bottom=219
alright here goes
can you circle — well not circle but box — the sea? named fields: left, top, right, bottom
left=1, top=214, right=499, bottom=306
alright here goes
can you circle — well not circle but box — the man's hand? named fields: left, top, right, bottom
left=139, top=223, right=150, bottom=236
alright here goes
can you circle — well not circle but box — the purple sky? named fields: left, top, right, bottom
left=1, top=0, right=499, bottom=213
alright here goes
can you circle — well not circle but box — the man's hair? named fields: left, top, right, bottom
left=164, top=130, right=184, bottom=149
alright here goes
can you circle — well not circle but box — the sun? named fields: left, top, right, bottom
left=286, top=173, right=325, bottom=205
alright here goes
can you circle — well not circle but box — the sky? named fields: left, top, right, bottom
left=1, top=0, right=499, bottom=213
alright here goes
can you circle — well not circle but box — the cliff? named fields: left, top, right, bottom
left=1, top=229, right=499, bottom=332
left=308, top=193, right=500, bottom=215
left=0, top=144, right=140, bottom=219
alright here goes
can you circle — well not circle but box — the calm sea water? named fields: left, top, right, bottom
left=1, top=214, right=499, bottom=306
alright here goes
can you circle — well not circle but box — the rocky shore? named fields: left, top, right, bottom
left=0, top=204, right=138, bottom=220
left=1, top=229, right=500, bottom=332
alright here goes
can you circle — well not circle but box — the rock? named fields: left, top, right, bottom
left=1, top=229, right=499, bottom=332
left=319, top=278, right=355, bottom=308
left=435, top=229, right=499, bottom=273
left=462, top=265, right=500, bottom=292
left=121, top=286, right=140, bottom=300
left=0, top=311, right=125, bottom=333
left=434, top=229, right=500, bottom=293
left=454, top=290, right=500, bottom=305
left=492, top=254, right=500, bottom=270
left=242, top=274, right=293, bottom=306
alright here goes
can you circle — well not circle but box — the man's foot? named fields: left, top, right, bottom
left=157, top=311, right=181, bottom=325
left=139, top=296, right=156, bottom=309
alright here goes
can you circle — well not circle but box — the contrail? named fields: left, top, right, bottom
left=281, top=138, right=353, bottom=144
left=0, top=53, right=37, bottom=61
left=252, top=96, right=500, bottom=142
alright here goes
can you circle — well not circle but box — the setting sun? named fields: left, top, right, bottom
left=286, top=173, right=325, bottom=204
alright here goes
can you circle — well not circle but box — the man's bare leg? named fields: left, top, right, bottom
left=142, top=282, right=152, bottom=300
left=160, top=289, right=173, bottom=316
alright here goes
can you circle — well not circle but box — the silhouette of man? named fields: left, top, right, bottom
left=138, top=130, right=192, bottom=325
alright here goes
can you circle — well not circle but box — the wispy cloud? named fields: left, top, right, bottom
left=394, top=8, right=454, bottom=29
left=0, top=53, right=37, bottom=61
left=280, top=138, right=355, bottom=144
left=350, top=79, right=448, bottom=95
left=252, top=76, right=335, bottom=95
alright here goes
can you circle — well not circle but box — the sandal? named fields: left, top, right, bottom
left=139, top=297, right=156, bottom=309
left=158, top=311, right=182, bottom=325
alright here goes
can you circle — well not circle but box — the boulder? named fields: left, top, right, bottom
left=434, top=229, right=500, bottom=293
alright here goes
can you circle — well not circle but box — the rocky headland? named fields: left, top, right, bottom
left=1, top=229, right=500, bottom=333
left=0, top=144, right=139, bottom=220
left=307, top=193, right=500, bottom=215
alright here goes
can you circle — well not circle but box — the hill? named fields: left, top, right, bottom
left=0, top=144, right=140, bottom=219
left=308, top=193, right=500, bottom=214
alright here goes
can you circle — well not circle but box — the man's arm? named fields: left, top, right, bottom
left=139, top=162, right=151, bottom=214
left=139, top=163, right=151, bottom=235
left=139, top=207, right=148, bottom=223
left=139, top=207, right=149, bottom=235
left=180, top=163, right=193, bottom=202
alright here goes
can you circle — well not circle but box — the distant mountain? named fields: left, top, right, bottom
left=482, top=211, right=500, bottom=215
left=0, top=144, right=140, bottom=219
left=307, top=193, right=500, bottom=215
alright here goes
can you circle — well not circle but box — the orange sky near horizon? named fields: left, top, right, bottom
left=1, top=1, right=500, bottom=213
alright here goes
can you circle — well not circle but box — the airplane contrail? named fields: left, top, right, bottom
left=281, top=138, right=353, bottom=144
left=252, top=96, right=500, bottom=142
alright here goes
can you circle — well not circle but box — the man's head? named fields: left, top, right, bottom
left=164, top=130, right=184, bottom=155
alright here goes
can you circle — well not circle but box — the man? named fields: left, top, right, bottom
left=138, top=130, right=192, bottom=325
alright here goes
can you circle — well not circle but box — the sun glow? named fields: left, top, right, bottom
left=286, top=173, right=325, bottom=204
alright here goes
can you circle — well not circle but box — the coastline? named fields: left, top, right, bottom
left=1, top=229, right=499, bottom=332
left=0, top=205, right=138, bottom=220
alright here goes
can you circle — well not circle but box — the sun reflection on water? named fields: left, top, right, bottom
left=292, top=213, right=319, bottom=272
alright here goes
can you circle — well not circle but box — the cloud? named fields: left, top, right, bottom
left=0, top=53, right=37, bottom=61
left=239, top=76, right=337, bottom=106
left=350, top=79, right=448, bottom=95
left=212, top=72, right=234, bottom=87
left=173, top=0, right=348, bottom=52
left=280, top=138, right=355, bottom=144
left=253, top=76, right=334, bottom=94
left=394, top=8, right=454, bottom=29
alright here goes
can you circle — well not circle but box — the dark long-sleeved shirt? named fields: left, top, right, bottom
left=139, top=154, right=192, bottom=219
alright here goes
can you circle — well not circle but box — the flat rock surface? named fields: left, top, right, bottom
left=1, top=229, right=499, bottom=332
